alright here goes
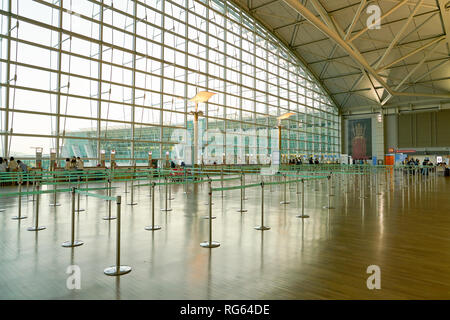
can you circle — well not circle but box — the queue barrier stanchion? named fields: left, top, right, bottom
left=103, top=179, right=116, bottom=220
left=30, top=174, right=36, bottom=202
left=280, top=174, right=290, bottom=205
left=129, top=178, right=137, bottom=206
left=145, top=182, right=161, bottom=231
left=323, top=176, right=335, bottom=209
left=203, top=179, right=216, bottom=219
left=255, top=182, right=270, bottom=231
left=161, top=177, right=173, bottom=212
left=242, top=173, right=248, bottom=201
left=168, top=175, right=175, bottom=200
left=12, top=180, right=27, bottom=220
left=27, top=182, right=46, bottom=231
left=236, top=174, right=248, bottom=213
left=200, top=181, right=220, bottom=248
left=62, top=188, right=84, bottom=248
left=104, top=196, right=132, bottom=276
left=49, top=173, right=61, bottom=207
left=296, top=179, right=309, bottom=219
left=76, top=176, right=85, bottom=212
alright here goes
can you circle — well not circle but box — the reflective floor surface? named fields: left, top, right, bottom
left=1, top=173, right=450, bottom=299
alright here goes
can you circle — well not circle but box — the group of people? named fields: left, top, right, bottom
left=0, top=157, right=28, bottom=173
left=404, top=157, right=435, bottom=176
left=64, top=156, right=84, bottom=170
left=288, top=157, right=324, bottom=165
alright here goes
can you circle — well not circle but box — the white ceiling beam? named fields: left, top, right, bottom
left=348, top=0, right=410, bottom=43
left=319, top=0, right=367, bottom=78
left=393, top=40, right=444, bottom=91
left=282, top=0, right=395, bottom=96
left=437, top=0, right=450, bottom=46
left=375, top=0, right=425, bottom=69
left=410, top=59, right=450, bottom=84
left=292, top=8, right=439, bottom=48
left=381, top=0, right=437, bottom=9
left=376, top=36, right=446, bottom=72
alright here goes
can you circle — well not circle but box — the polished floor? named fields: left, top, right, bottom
left=0, top=172, right=450, bottom=299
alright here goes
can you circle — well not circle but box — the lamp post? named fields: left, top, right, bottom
left=188, top=91, right=216, bottom=166
left=276, top=112, right=296, bottom=164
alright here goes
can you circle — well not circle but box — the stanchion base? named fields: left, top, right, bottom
left=27, top=226, right=46, bottom=231
left=62, top=240, right=84, bottom=248
left=296, top=214, right=310, bottom=218
left=200, top=241, right=220, bottom=248
left=243, top=197, right=249, bottom=201
left=169, top=197, right=175, bottom=200
left=237, top=209, right=248, bottom=213
left=49, top=203, right=61, bottom=207
left=128, top=203, right=138, bottom=206
left=161, top=208, right=173, bottom=212
left=145, top=225, right=161, bottom=231
left=323, top=206, right=335, bottom=209
left=12, top=216, right=27, bottom=220
left=76, top=209, right=85, bottom=212
left=203, top=216, right=217, bottom=219
left=280, top=201, right=290, bottom=205
left=104, top=265, right=132, bottom=276
left=296, top=192, right=302, bottom=195
left=254, top=226, right=271, bottom=231
left=102, top=216, right=117, bottom=220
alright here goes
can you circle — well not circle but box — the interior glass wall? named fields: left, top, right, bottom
left=0, top=0, right=340, bottom=167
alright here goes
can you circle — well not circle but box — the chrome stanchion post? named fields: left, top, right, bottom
left=49, top=173, right=60, bottom=206
left=27, top=182, right=45, bottom=231
left=323, top=175, right=334, bottom=209
left=280, top=174, right=290, bottom=205
left=161, top=177, right=172, bottom=212
left=30, top=173, right=36, bottom=202
left=255, top=182, right=270, bottom=230
left=62, top=188, right=84, bottom=247
left=168, top=176, right=174, bottom=200
left=296, top=179, right=309, bottom=218
left=221, top=168, right=224, bottom=198
left=12, top=179, right=27, bottom=220
left=103, top=179, right=116, bottom=220
left=145, top=183, right=161, bottom=231
left=76, top=176, right=85, bottom=212
left=236, top=174, right=247, bottom=213
left=203, top=179, right=216, bottom=219
left=104, top=196, right=132, bottom=276
left=200, top=182, right=220, bottom=248
left=242, top=173, right=248, bottom=200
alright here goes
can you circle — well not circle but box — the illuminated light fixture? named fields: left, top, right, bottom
left=277, top=112, right=296, bottom=121
left=189, top=91, right=216, bottom=104
left=377, top=113, right=383, bottom=123
left=188, top=91, right=217, bottom=166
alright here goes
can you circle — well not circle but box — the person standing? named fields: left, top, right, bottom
left=76, top=157, right=84, bottom=170
left=17, top=160, right=28, bottom=172
left=0, top=157, right=7, bottom=172
left=8, top=157, right=19, bottom=172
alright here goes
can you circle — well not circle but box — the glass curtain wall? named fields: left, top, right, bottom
left=0, top=0, right=340, bottom=167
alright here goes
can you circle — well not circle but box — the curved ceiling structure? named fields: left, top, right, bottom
left=233, top=0, right=450, bottom=114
